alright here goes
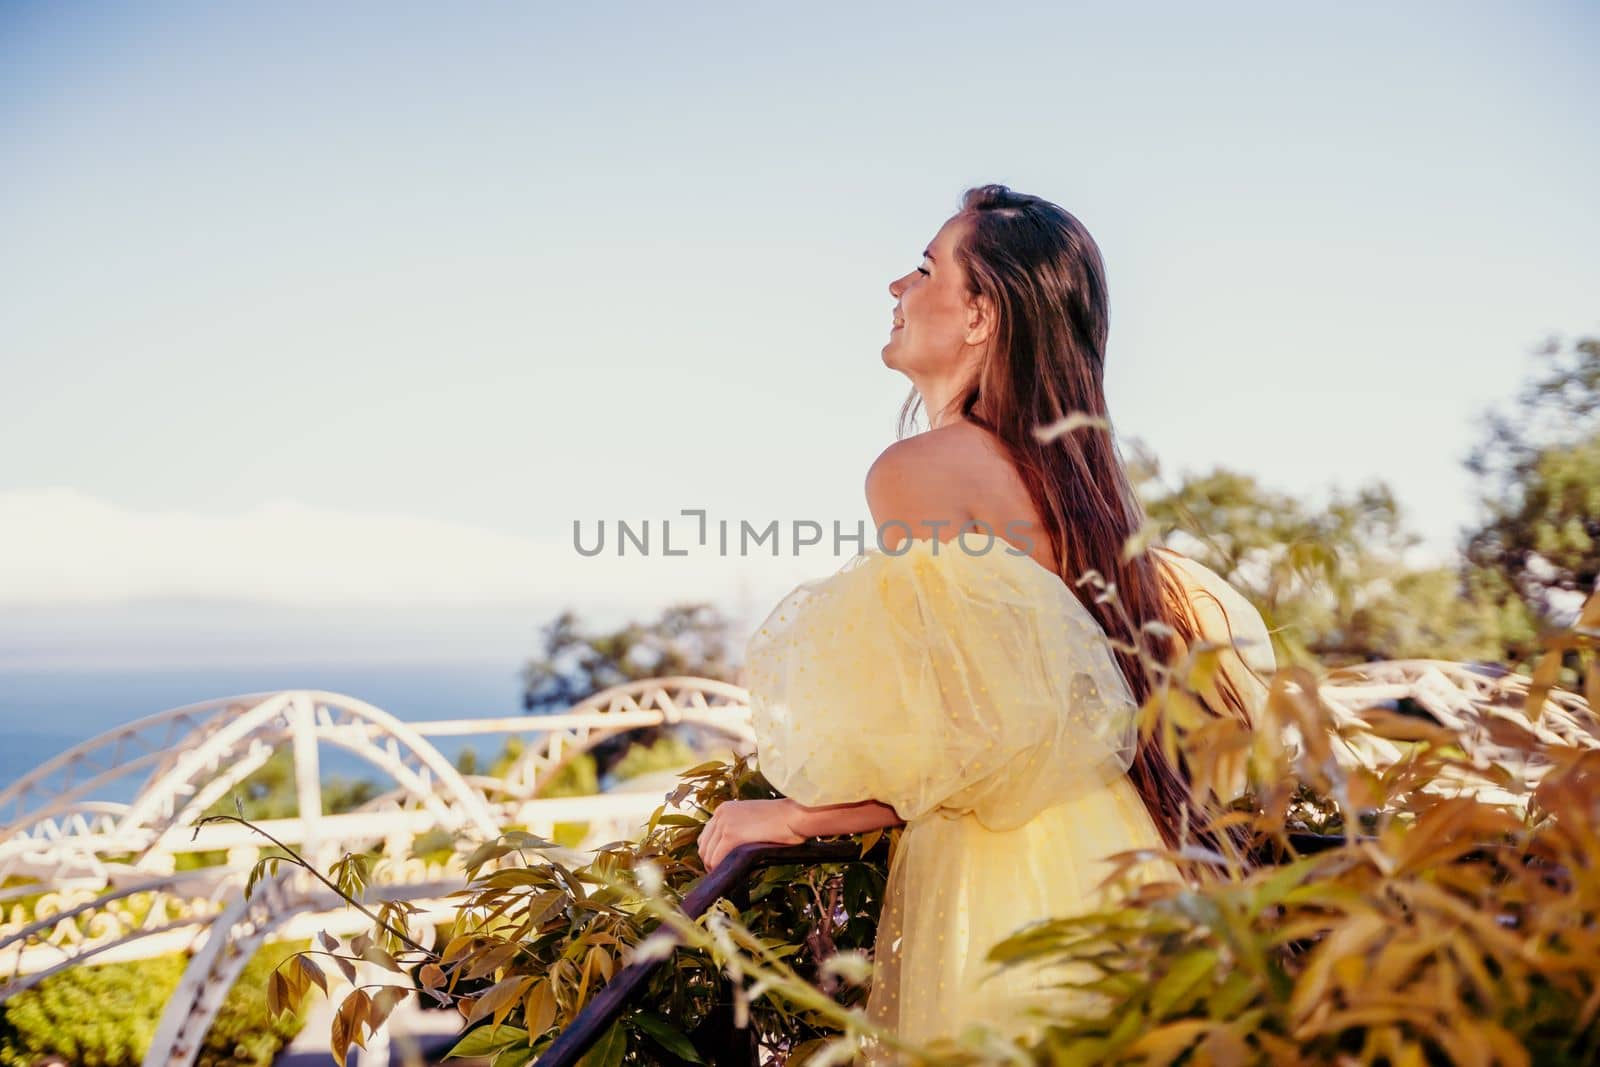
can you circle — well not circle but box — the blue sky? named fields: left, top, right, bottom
left=2, top=2, right=1597, bottom=668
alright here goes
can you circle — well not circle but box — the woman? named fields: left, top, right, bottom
left=696, top=185, right=1275, bottom=1056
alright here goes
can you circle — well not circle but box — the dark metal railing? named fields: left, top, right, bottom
left=536, top=839, right=877, bottom=1067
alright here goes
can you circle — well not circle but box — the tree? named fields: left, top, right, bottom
left=520, top=602, right=736, bottom=713
left=1131, top=449, right=1510, bottom=667
left=1465, top=334, right=1600, bottom=626
left=519, top=602, right=737, bottom=777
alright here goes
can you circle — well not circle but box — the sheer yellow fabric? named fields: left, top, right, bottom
left=746, top=537, right=1141, bottom=830
left=744, top=538, right=1273, bottom=1057
left=1155, top=546, right=1278, bottom=804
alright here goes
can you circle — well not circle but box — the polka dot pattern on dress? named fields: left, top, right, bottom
left=743, top=536, right=1140, bottom=830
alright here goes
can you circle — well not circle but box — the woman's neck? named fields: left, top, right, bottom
left=923, top=388, right=975, bottom=431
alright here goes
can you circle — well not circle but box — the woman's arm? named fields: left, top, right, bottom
left=697, top=797, right=903, bottom=871
left=793, top=798, right=903, bottom=836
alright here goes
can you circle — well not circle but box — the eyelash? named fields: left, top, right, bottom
left=916, top=267, right=930, bottom=277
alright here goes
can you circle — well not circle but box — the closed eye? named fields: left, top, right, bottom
left=916, top=267, right=930, bottom=277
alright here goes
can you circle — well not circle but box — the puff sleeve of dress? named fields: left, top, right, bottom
left=1156, top=549, right=1277, bottom=723
left=743, top=537, right=1140, bottom=832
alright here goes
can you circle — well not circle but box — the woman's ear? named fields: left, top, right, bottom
left=964, top=292, right=997, bottom=348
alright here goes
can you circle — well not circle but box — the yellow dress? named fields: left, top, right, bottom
left=742, top=537, right=1274, bottom=1058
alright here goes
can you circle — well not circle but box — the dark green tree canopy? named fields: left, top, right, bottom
left=1465, top=334, right=1599, bottom=623
left=1134, top=454, right=1510, bottom=667
left=520, top=602, right=738, bottom=778
left=520, top=603, right=736, bottom=715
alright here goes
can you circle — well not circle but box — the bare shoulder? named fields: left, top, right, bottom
left=864, top=421, right=1015, bottom=551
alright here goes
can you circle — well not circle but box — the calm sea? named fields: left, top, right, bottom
left=0, top=661, right=531, bottom=794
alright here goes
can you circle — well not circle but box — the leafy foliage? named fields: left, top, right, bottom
left=520, top=602, right=738, bottom=802
left=0, top=954, right=185, bottom=1067
left=978, top=651, right=1600, bottom=1064
left=0, top=944, right=308, bottom=1067
left=245, top=757, right=892, bottom=1067
left=196, top=941, right=313, bottom=1067
left=607, top=734, right=716, bottom=787
left=1134, top=455, right=1517, bottom=666
left=521, top=603, right=737, bottom=717
left=1467, top=333, right=1600, bottom=626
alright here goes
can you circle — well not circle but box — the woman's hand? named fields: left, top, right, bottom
left=697, top=798, right=805, bottom=872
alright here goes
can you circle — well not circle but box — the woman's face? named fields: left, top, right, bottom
left=882, top=213, right=985, bottom=377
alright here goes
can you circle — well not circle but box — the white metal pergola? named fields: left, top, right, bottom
left=0, top=677, right=756, bottom=1067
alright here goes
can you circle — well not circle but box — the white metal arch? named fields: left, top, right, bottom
left=0, top=802, right=141, bottom=889
left=1, top=691, right=503, bottom=884
left=158, top=737, right=283, bottom=849
left=0, top=695, right=270, bottom=833
left=503, top=676, right=755, bottom=796
left=1, top=801, right=129, bottom=856
left=113, top=690, right=499, bottom=849
left=1316, top=658, right=1599, bottom=809
left=141, top=872, right=297, bottom=1067
left=1, top=676, right=758, bottom=1067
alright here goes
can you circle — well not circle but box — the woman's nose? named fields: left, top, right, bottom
left=888, top=275, right=904, bottom=298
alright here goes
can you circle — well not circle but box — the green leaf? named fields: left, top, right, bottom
left=1247, top=853, right=1319, bottom=917
left=1207, top=969, right=1259, bottom=1019
left=464, top=839, right=516, bottom=873
left=629, top=1010, right=704, bottom=1064
left=330, top=852, right=372, bottom=901
left=576, top=1020, right=628, bottom=1067
left=1148, top=948, right=1219, bottom=1019
left=653, top=814, right=704, bottom=828
left=491, top=1043, right=537, bottom=1067
left=446, top=1024, right=530, bottom=1059
left=468, top=975, right=533, bottom=1026
left=366, top=985, right=409, bottom=1033
left=503, top=829, right=561, bottom=851
left=680, top=760, right=728, bottom=777
left=294, top=954, right=328, bottom=995
left=267, top=968, right=286, bottom=1017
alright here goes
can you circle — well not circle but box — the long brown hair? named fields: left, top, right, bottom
left=899, top=184, right=1256, bottom=862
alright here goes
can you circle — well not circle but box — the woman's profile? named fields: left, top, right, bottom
left=697, top=184, right=1275, bottom=1056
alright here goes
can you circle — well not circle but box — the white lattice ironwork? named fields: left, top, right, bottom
left=0, top=695, right=284, bottom=825
left=0, top=690, right=510, bottom=883
left=501, top=676, right=755, bottom=795
left=1306, top=659, right=1598, bottom=809
left=0, top=676, right=752, bottom=1067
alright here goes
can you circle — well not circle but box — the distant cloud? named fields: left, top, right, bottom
left=0, top=489, right=788, bottom=609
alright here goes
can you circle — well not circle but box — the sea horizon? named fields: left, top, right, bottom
left=0, top=658, right=540, bottom=793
